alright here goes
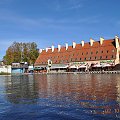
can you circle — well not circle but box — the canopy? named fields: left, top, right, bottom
left=102, top=64, right=113, bottom=67
left=93, top=64, right=102, bottom=67
left=69, top=65, right=77, bottom=69
left=50, top=64, right=68, bottom=69
left=79, top=65, right=87, bottom=68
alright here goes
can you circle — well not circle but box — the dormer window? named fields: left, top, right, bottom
left=112, top=50, right=115, bottom=52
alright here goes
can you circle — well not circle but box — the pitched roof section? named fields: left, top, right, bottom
left=35, top=38, right=117, bottom=66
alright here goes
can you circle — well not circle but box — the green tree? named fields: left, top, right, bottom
left=3, top=46, right=14, bottom=65
left=3, top=42, right=39, bottom=65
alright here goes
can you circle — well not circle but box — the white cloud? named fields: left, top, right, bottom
left=0, top=10, right=100, bottom=31
left=0, top=0, right=100, bottom=30
left=53, top=0, right=83, bottom=11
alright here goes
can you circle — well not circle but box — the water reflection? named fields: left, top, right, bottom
left=34, top=74, right=120, bottom=115
left=5, top=75, right=38, bottom=104
left=4, top=74, right=120, bottom=118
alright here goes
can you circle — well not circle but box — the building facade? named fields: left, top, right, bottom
left=34, top=36, right=120, bottom=72
left=0, top=61, right=11, bottom=73
left=0, top=65, right=11, bottom=73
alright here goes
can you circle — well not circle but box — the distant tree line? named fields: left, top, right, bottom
left=3, top=42, right=39, bottom=65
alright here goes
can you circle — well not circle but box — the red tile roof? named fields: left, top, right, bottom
left=35, top=39, right=117, bottom=66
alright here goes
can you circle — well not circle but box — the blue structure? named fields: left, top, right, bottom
left=12, top=68, right=24, bottom=74
left=11, top=62, right=28, bottom=74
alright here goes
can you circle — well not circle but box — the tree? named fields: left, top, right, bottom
left=3, top=42, right=39, bottom=65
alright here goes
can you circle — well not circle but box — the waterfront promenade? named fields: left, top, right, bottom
left=35, top=70, right=120, bottom=74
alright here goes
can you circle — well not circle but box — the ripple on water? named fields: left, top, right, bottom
left=0, top=74, right=120, bottom=120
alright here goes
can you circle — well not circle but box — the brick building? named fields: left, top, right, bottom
left=34, top=36, right=120, bottom=72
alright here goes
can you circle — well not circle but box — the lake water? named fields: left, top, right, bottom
left=0, top=74, right=120, bottom=120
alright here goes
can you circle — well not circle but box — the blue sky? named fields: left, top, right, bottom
left=0, top=0, right=120, bottom=60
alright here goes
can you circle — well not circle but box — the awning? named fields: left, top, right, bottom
left=34, top=66, right=46, bottom=70
left=93, top=64, right=102, bottom=67
left=102, top=64, right=113, bottom=67
left=79, top=65, right=87, bottom=68
left=50, top=64, right=68, bottom=69
left=28, top=68, right=34, bottom=70
left=69, top=65, right=77, bottom=68
left=28, top=66, right=34, bottom=70
left=69, top=65, right=86, bottom=69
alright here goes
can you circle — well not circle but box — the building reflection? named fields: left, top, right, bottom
left=4, top=75, right=39, bottom=104
left=34, top=74, right=120, bottom=115
left=4, top=74, right=120, bottom=115
left=34, top=74, right=48, bottom=98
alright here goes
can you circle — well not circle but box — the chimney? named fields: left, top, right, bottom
left=115, top=35, right=119, bottom=48
left=100, top=37, right=104, bottom=45
left=65, top=43, right=68, bottom=50
left=58, top=44, right=61, bottom=52
left=73, top=42, right=76, bottom=48
left=46, top=47, right=51, bottom=52
left=51, top=45, right=54, bottom=52
left=90, top=38, right=94, bottom=46
left=46, top=48, right=48, bottom=52
left=39, top=49, right=42, bottom=53
left=81, top=40, right=84, bottom=47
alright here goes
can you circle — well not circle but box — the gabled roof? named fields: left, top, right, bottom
left=34, top=38, right=117, bottom=66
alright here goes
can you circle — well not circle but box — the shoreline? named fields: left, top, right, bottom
left=0, top=73, right=11, bottom=75
left=35, top=70, right=120, bottom=74
left=1, top=70, right=120, bottom=76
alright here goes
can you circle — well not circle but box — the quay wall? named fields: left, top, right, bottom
left=34, top=70, right=120, bottom=74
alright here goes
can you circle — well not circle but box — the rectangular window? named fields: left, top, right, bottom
left=111, top=55, right=114, bottom=58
